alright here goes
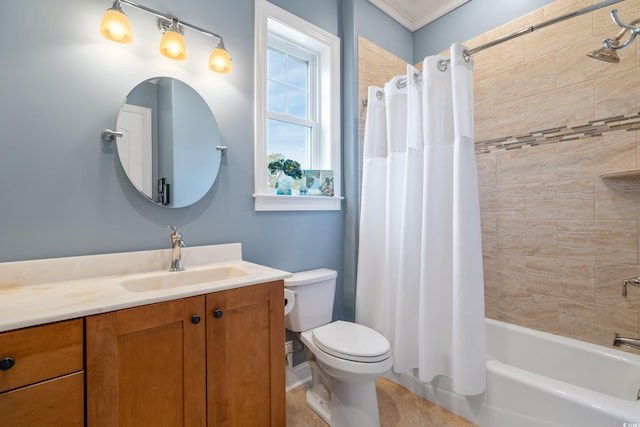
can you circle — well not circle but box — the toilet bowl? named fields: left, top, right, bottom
left=301, top=321, right=393, bottom=426
left=284, top=269, right=392, bottom=427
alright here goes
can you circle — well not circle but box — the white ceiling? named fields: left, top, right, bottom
left=368, top=0, right=471, bottom=32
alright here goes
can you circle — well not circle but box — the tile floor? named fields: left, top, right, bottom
left=286, top=377, right=477, bottom=426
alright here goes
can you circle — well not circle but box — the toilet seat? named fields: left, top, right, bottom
left=312, top=321, right=391, bottom=363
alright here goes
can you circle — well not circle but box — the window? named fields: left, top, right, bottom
left=254, top=0, right=341, bottom=211
left=267, top=40, right=315, bottom=169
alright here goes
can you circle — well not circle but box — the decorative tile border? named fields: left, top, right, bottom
left=475, top=112, right=640, bottom=154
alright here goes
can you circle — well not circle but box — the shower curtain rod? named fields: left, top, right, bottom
left=387, top=0, right=625, bottom=91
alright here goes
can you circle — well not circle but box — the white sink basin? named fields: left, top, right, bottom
left=120, top=266, right=249, bottom=293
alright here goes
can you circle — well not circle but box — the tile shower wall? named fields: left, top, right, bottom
left=358, top=0, right=640, bottom=350
left=472, top=0, right=640, bottom=350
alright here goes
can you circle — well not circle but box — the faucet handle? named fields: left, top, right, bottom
left=166, top=225, right=186, bottom=246
left=166, top=225, right=182, bottom=239
left=622, top=276, right=640, bottom=297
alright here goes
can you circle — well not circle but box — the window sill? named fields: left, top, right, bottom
left=253, top=194, right=343, bottom=211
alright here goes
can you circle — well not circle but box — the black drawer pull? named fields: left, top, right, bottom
left=191, top=314, right=201, bottom=324
left=213, top=309, right=223, bottom=319
left=0, top=357, right=15, bottom=371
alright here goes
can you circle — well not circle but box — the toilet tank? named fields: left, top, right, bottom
left=284, top=268, right=337, bottom=332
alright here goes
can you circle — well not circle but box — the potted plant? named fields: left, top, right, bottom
left=268, top=155, right=302, bottom=195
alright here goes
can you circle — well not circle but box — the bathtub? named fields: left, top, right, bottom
left=389, top=318, right=640, bottom=427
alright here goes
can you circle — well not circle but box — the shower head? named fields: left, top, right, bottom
left=587, top=24, right=623, bottom=63
left=586, top=9, right=640, bottom=63
left=587, top=45, right=620, bottom=63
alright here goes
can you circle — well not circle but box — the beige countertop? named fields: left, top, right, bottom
left=0, top=243, right=291, bottom=333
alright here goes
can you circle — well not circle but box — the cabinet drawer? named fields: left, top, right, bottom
left=0, top=371, right=84, bottom=427
left=0, top=319, right=83, bottom=392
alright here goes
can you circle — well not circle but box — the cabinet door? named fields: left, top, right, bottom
left=86, top=296, right=206, bottom=427
left=206, top=281, right=285, bottom=427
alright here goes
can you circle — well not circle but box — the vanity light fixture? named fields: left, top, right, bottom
left=99, top=0, right=232, bottom=73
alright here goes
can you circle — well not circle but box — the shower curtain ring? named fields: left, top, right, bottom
left=463, top=49, right=471, bottom=62
left=437, top=59, right=448, bottom=72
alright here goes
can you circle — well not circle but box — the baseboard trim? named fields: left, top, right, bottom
left=286, top=361, right=312, bottom=392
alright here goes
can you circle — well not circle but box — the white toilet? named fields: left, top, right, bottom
left=284, top=268, right=392, bottom=427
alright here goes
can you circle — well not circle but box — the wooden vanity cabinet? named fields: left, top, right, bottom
left=0, top=319, right=84, bottom=427
left=206, top=280, right=285, bottom=427
left=86, top=280, right=285, bottom=427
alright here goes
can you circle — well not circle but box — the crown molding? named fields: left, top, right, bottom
left=368, top=0, right=470, bottom=31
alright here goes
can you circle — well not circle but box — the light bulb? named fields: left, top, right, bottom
left=159, top=30, right=187, bottom=60
left=208, top=45, right=232, bottom=74
left=100, top=8, right=133, bottom=44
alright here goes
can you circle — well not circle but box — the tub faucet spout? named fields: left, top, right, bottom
left=167, top=225, right=186, bottom=272
left=613, top=333, right=640, bottom=350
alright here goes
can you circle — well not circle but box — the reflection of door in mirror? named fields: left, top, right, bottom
left=117, top=104, right=153, bottom=198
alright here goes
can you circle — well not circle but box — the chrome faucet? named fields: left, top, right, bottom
left=167, top=226, right=186, bottom=271
left=622, top=276, right=640, bottom=297
left=613, top=333, right=640, bottom=351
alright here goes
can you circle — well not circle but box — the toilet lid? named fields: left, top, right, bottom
left=312, top=321, right=391, bottom=363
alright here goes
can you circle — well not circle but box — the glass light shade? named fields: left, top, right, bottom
left=159, top=31, right=187, bottom=60
left=99, top=9, right=134, bottom=44
left=208, top=46, right=232, bottom=74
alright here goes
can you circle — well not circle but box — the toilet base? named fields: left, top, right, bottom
left=306, top=378, right=381, bottom=427
left=306, top=387, right=331, bottom=424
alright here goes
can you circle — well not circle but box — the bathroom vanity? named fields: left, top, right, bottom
left=0, top=244, right=289, bottom=427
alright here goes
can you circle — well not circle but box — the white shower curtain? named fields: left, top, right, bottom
left=356, top=43, right=486, bottom=395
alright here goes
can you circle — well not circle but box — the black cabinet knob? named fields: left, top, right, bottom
left=0, top=357, right=15, bottom=371
left=213, top=309, right=223, bottom=319
left=191, top=314, right=201, bottom=324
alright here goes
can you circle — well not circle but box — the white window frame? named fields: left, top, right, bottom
left=254, top=0, right=341, bottom=211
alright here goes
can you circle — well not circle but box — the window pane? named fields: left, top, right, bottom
left=267, top=48, right=286, bottom=81
left=268, top=81, right=286, bottom=114
left=288, top=56, right=308, bottom=89
left=267, top=119, right=309, bottom=168
left=287, top=87, right=307, bottom=119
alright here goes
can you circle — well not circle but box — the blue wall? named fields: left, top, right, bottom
left=0, top=0, right=558, bottom=321
left=0, top=0, right=345, bottom=301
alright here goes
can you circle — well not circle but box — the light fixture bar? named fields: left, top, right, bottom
left=120, top=0, right=224, bottom=42
left=101, top=0, right=232, bottom=73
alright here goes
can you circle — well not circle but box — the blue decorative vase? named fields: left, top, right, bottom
left=276, top=176, right=292, bottom=195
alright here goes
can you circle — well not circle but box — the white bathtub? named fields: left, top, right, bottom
left=388, top=318, right=640, bottom=427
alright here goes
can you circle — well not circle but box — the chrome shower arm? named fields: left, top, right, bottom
left=604, top=9, right=640, bottom=50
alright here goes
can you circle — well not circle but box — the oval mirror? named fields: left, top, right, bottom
left=115, top=77, right=221, bottom=208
